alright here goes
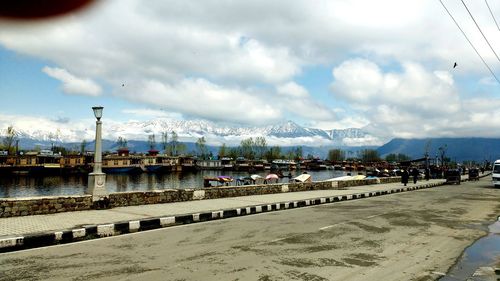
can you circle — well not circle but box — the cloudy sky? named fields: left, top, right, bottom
left=1, top=0, right=500, bottom=145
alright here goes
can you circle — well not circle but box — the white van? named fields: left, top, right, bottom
left=493, top=160, right=500, bottom=187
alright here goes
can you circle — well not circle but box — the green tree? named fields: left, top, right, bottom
left=177, top=142, right=187, bottom=156
left=360, top=149, right=380, bottom=162
left=240, top=137, right=255, bottom=159
left=218, top=143, right=228, bottom=158
left=196, top=136, right=208, bottom=159
left=52, top=146, right=67, bottom=155
left=80, top=140, right=87, bottom=154
left=2, top=126, right=17, bottom=155
left=395, top=153, right=411, bottom=162
left=254, top=137, right=267, bottom=159
left=170, top=131, right=179, bottom=156
left=385, top=153, right=397, bottom=162
left=328, top=149, right=345, bottom=162
left=293, top=146, right=303, bottom=160
left=117, top=137, right=128, bottom=149
left=228, top=147, right=239, bottom=160
left=265, top=146, right=282, bottom=161
left=439, top=145, right=448, bottom=166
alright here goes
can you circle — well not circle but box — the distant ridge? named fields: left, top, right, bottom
left=377, top=138, right=500, bottom=162
left=11, top=118, right=375, bottom=147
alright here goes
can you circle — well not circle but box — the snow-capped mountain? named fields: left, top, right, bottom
left=6, top=118, right=380, bottom=147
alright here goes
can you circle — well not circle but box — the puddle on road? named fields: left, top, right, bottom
left=439, top=221, right=500, bottom=281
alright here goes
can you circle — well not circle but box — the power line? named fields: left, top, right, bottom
left=461, top=0, right=500, bottom=63
left=439, top=0, right=500, bottom=84
left=485, top=0, right=500, bottom=31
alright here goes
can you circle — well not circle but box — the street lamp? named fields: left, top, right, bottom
left=87, top=106, right=107, bottom=202
left=92, top=106, right=103, bottom=121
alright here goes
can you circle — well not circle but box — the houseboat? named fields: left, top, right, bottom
left=60, top=154, right=88, bottom=174
left=304, top=159, right=327, bottom=170
left=139, top=150, right=163, bottom=173
left=196, top=159, right=222, bottom=170
left=235, top=157, right=251, bottom=171
left=8, top=150, right=63, bottom=175
left=102, top=153, right=141, bottom=174
left=157, top=155, right=180, bottom=172
left=272, top=159, right=297, bottom=171
left=179, top=156, right=197, bottom=172
left=252, top=159, right=266, bottom=171
left=221, top=157, right=234, bottom=171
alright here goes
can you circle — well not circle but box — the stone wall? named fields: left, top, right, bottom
left=107, top=180, right=342, bottom=207
left=0, top=177, right=401, bottom=217
left=0, top=195, right=92, bottom=218
left=338, top=177, right=401, bottom=188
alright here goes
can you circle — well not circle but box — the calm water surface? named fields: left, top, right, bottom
left=0, top=170, right=350, bottom=198
left=439, top=220, right=500, bottom=281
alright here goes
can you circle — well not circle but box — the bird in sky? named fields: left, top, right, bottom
left=122, top=84, right=125, bottom=87
left=453, top=62, right=457, bottom=68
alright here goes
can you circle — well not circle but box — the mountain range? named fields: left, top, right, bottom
left=7, top=119, right=500, bottom=162
left=377, top=138, right=500, bottom=163
left=12, top=119, right=378, bottom=147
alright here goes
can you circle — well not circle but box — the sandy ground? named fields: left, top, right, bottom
left=1, top=177, right=499, bottom=281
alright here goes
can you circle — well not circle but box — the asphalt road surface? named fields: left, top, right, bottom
left=1, top=177, right=499, bottom=281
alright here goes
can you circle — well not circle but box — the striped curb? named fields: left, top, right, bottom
left=0, top=181, right=444, bottom=253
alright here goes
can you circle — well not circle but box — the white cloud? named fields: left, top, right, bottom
left=0, top=114, right=96, bottom=142
left=479, top=76, right=499, bottom=86
left=122, top=78, right=282, bottom=125
left=1, top=0, right=500, bottom=140
left=42, top=66, right=102, bottom=96
left=310, top=116, right=371, bottom=131
left=274, top=81, right=337, bottom=121
left=277, top=82, right=309, bottom=98
left=329, top=58, right=498, bottom=140
left=331, top=59, right=460, bottom=118
left=121, top=108, right=183, bottom=120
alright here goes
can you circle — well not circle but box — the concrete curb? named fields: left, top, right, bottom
left=0, top=181, right=444, bottom=253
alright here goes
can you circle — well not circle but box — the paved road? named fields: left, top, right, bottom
left=1, top=177, right=499, bottom=281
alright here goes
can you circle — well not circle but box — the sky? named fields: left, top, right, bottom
left=1, top=0, right=500, bottom=146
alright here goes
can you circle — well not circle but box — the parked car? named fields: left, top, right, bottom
left=468, top=168, right=479, bottom=181
left=445, top=169, right=461, bottom=185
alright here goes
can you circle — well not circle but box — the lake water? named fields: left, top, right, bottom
left=0, top=170, right=350, bottom=198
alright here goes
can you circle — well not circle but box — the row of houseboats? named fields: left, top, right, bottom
left=0, top=149, right=372, bottom=175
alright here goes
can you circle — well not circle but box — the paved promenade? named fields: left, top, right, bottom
left=0, top=179, right=449, bottom=252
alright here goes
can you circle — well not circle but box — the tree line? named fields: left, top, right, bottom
left=327, top=148, right=411, bottom=163
left=1, top=125, right=412, bottom=163
left=119, top=133, right=304, bottom=161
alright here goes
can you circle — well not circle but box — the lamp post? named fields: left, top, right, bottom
left=87, top=106, right=107, bottom=201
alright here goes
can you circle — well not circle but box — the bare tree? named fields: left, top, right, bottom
left=2, top=126, right=17, bottom=155
left=148, top=134, right=156, bottom=151
left=161, top=132, right=168, bottom=154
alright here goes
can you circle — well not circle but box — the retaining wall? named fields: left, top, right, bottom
left=0, top=195, right=92, bottom=218
left=0, top=177, right=402, bottom=217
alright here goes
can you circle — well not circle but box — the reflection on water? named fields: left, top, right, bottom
left=0, top=169, right=350, bottom=198
left=439, top=221, right=500, bottom=281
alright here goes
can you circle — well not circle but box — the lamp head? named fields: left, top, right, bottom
left=92, top=106, right=103, bottom=120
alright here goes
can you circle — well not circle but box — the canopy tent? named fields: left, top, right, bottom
left=293, top=173, right=312, bottom=183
